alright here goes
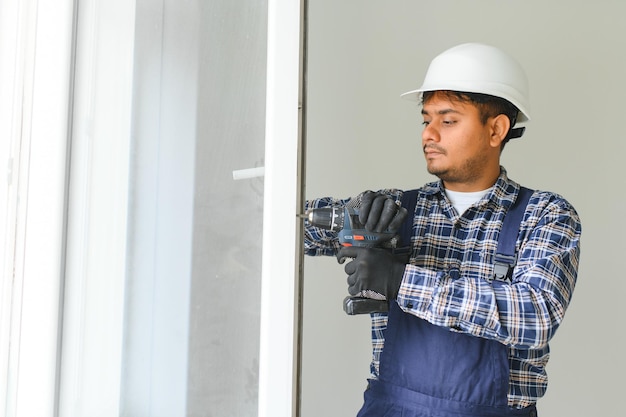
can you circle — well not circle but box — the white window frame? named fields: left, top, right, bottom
left=0, top=0, right=75, bottom=416
left=57, top=0, right=135, bottom=415
left=258, top=1, right=305, bottom=417
left=0, top=0, right=134, bottom=415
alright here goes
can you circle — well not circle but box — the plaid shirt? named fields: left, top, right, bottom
left=304, top=168, right=581, bottom=409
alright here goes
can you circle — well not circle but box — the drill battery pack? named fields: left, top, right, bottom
left=343, top=296, right=389, bottom=315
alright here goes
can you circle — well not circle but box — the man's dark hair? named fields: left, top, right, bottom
left=421, top=90, right=520, bottom=148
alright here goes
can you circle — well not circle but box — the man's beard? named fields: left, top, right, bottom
left=426, top=154, right=486, bottom=185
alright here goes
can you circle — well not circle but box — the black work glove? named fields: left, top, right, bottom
left=337, top=246, right=407, bottom=301
left=358, top=191, right=408, bottom=233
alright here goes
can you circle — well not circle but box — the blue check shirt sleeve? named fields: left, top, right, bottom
left=396, top=192, right=581, bottom=350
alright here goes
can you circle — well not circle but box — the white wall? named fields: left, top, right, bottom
left=302, top=1, right=626, bottom=416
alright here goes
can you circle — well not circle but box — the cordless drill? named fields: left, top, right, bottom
left=305, top=198, right=398, bottom=315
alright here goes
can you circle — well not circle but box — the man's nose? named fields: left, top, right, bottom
left=422, top=123, right=440, bottom=144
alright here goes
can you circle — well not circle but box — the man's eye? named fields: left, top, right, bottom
left=421, top=120, right=430, bottom=126
left=443, top=120, right=457, bottom=126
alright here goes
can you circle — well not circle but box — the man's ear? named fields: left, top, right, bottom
left=490, top=114, right=511, bottom=147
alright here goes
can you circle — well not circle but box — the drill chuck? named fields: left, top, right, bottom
left=306, top=207, right=344, bottom=232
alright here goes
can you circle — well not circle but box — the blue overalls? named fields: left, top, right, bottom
left=356, top=188, right=538, bottom=417
left=357, top=302, right=537, bottom=417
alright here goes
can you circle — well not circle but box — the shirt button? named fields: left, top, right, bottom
left=448, top=268, right=460, bottom=280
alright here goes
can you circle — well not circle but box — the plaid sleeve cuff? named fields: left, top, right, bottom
left=396, top=264, right=440, bottom=313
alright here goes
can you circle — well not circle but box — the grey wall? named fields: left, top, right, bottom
left=302, top=1, right=626, bottom=416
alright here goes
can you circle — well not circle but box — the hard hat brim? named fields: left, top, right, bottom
left=400, top=86, right=530, bottom=123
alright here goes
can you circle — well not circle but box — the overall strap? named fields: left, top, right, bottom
left=490, top=186, right=534, bottom=283
left=395, top=189, right=420, bottom=253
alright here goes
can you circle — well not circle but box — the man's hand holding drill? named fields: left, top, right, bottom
left=337, top=246, right=408, bottom=302
left=358, top=191, right=408, bottom=233
left=337, top=191, right=409, bottom=303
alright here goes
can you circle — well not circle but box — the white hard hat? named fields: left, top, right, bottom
left=401, top=43, right=531, bottom=123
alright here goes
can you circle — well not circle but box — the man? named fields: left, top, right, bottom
left=304, top=43, right=581, bottom=417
